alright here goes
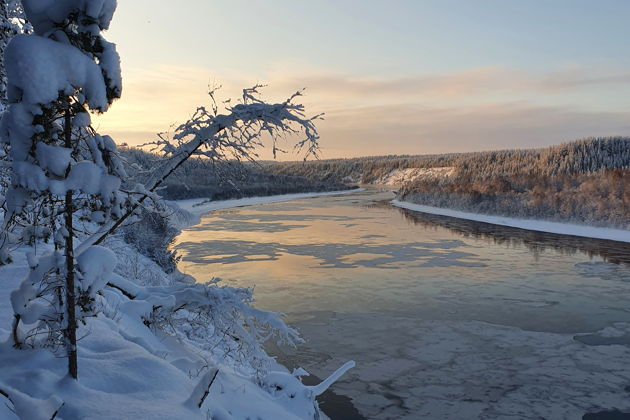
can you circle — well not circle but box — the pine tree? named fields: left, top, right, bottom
left=1, top=0, right=124, bottom=379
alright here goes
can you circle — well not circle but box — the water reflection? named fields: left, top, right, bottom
left=188, top=220, right=306, bottom=233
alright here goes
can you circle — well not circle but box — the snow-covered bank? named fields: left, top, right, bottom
left=0, top=241, right=337, bottom=420
left=392, top=200, right=630, bottom=243
left=175, top=188, right=363, bottom=218
left=0, top=192, right=360, bottom=419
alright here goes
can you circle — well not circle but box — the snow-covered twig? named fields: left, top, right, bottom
left=310, top=361, right=355, bottom=396
left=79, top=86, right=321, bottom=252
left=185, top=368, right=219, bottom=409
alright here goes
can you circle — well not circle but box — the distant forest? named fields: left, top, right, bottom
left=269, top=137, right=630, bottom=182
left=122, top=137, right=629, bottom=229
left=119, top=147, right=351, bottom=201
left=269, top=137, right=630, bottom=229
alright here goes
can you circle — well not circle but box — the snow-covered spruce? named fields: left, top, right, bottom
left=0, top=0, right=126, bottom=381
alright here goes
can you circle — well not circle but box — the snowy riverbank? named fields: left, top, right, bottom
left=392, top=200, right=630, bottom=243
left=175, top=188, right=363, bottom=218
left=0, top=190, right=362, bottom=419
left=0, top=246, right=323, bottom=419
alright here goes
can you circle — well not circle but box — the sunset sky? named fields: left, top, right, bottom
left=95, top=0, right=630, bottom=159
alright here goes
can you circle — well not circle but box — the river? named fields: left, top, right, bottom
left=173, top=188, right=630, bottom=419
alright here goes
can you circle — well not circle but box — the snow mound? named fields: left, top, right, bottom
left=23, top=0, right=117, bottom=34
left=6, top=34, right=108, bottom=110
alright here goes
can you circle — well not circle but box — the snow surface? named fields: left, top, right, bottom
left=0, top=247, right=330, bottom=420
left=392, top=199, right=630, bottom=243
left=5, top=34, right=109, bottom=110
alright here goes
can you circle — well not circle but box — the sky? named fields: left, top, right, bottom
left=95, top=0, right=630, bottom=160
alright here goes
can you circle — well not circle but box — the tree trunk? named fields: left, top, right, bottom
left=64, top=107, right=78, bottom=380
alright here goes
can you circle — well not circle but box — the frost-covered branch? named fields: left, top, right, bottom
left=103, top=271, right=302, bottom=375
left=141, top=279, right=301, bottom=345
left=80, top=86, right=322, bottom=251
left=310, top=361, right=356, bottom=396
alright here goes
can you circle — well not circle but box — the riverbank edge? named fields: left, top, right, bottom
left=168, top=188, right=366, bottom=417
left=391, top=199, right=630, bottom=244
left=173, top=187, right=365, bottom=219
left=0, top=189, right=366, bottom=419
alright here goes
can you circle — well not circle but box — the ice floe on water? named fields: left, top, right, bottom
left=576, top=261, right=630, bottom=282
left=282, top=312, right=630, bottom=420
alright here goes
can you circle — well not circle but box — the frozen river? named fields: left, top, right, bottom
left=174, top=189, right=630, bottom=419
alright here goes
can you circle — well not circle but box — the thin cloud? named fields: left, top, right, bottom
left=266, top=67, right=630, bottom=101
left=319, top=102, right=630, bottom=157
left=95, top=65, right=630, bottom=158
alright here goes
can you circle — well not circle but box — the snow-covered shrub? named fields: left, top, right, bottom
left=122, top=207, right=181, bottom=273
left=140, top=280, right=302, bottom=375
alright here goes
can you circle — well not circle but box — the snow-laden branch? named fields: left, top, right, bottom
left=77, top=86, right=322, bottom=254
left=147, top=86, right=321, bottom=187
left=113, top=275, right=302, bottom=346
left=185, top=368, right=219, bottom=409
left=310, top=360, right=356, bottom=396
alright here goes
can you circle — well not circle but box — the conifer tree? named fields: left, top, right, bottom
left=1, top=0, right=124, bottom=379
